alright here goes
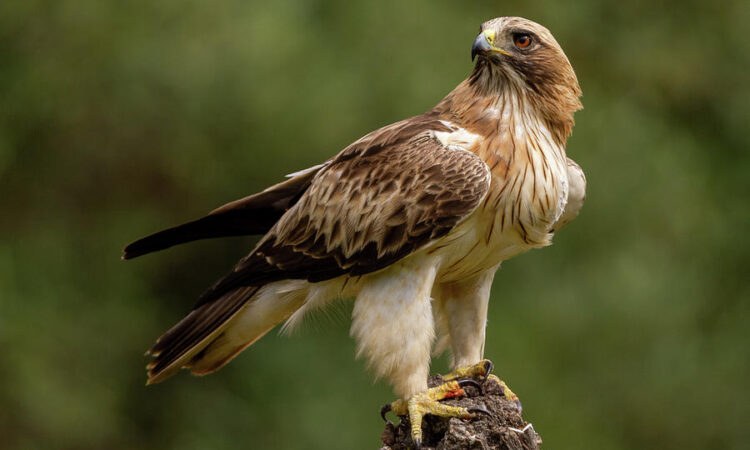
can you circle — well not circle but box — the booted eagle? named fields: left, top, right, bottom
left=124, top=16, right=584, bottom=445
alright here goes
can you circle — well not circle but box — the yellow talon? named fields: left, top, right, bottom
left=380, top=360, right=520, bottom=447
left=381, top=380, right=487, bottom=447
left=443, top=359, right=494, bottom=381
left=444, top=359, right=522, bottom=411
left=488, top=374, right=519, bottom=404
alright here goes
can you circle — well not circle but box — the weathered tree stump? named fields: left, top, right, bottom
left=380, top=375, right=541, bottom=450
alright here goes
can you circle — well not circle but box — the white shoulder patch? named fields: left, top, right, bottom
left=433, top=121, right=480, bottom=152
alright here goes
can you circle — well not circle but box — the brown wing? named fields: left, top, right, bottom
left=144, top=116, right=491, bottom=381
left=197, top=119, right=491, bottom=306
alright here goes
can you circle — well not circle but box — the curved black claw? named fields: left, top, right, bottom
left=480, top=360, right=494, bottom=384
left=467, top=406, right=491, bottom=417
left=380, top=403, right=392, bottom=422
left=457, top=378, right=482, bottom=391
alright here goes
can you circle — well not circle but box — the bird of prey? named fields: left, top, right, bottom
left=124, top=16, right=584, bottom=446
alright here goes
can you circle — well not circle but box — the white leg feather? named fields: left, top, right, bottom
left=351, top=258, right=439, bottom=399
left=439, top=265, right=498, bottom=368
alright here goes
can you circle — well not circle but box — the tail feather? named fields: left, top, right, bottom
left=146, top=286, right=260, bottom=384
left=151, top=279, right=309, bottom=381
left=187, top=325, right=274, bottom=375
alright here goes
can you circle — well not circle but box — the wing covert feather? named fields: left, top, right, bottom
left=263, top=133, right=490, bottom=272
left=197, top=120, right=490, bottom=306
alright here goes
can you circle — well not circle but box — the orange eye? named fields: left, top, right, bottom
left=514, top=34, right=532, bottom=48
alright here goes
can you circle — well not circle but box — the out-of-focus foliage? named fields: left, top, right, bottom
left=1, top=0, right=748, bottom=448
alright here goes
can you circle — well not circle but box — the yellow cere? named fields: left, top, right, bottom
left=483, top=29, right=496, bottom=45
left=483, top=29, right=511, bottom=56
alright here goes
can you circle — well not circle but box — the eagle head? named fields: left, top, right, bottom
left=469, top=17, right=582, bottom=136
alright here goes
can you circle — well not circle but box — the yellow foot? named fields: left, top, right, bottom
left=444, top=359, right=522, bottom=412
left=381, top=379, right=488, bottom=449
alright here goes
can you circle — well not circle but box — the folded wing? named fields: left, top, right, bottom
left=143, top=117, right=491, bottom=381
left=197, top=120, right=492, bottom=306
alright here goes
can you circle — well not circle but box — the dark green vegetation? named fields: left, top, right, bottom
left=1, top=1, right=748, bottom=448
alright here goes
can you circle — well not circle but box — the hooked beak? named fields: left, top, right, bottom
left=471, top=30, right=511, bottom=61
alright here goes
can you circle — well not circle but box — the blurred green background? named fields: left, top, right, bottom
left=2, top=0, right=748, bottom=449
